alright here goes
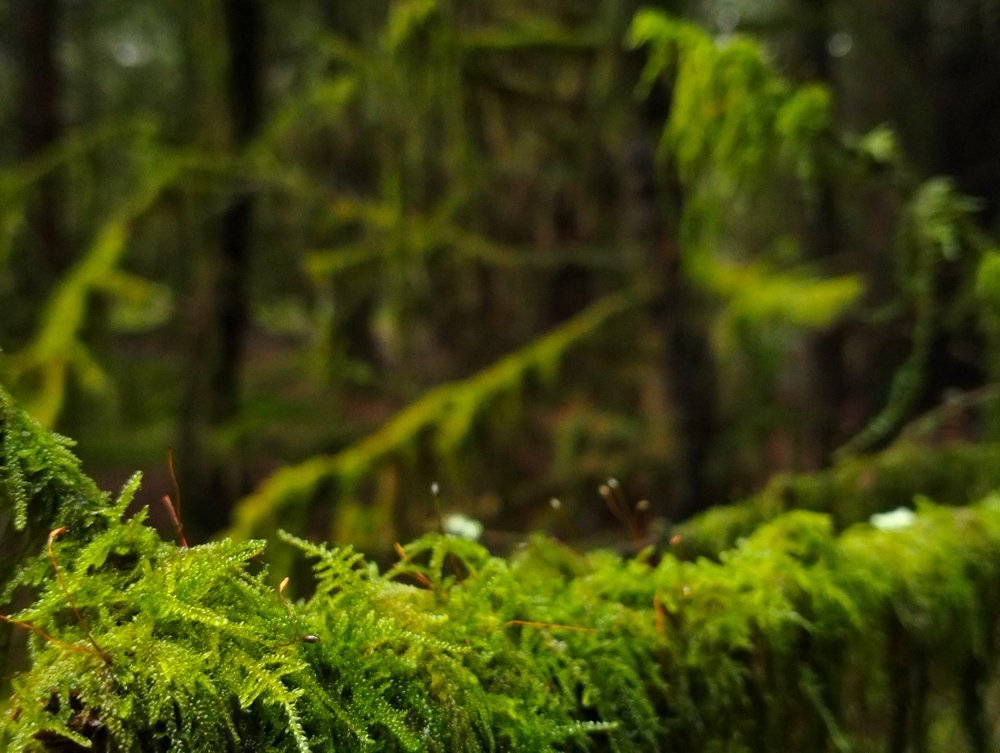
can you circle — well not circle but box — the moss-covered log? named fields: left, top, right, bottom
left=673, top=440, right=1000, bottom=560
left=5, top=384, right=1000, bottom=751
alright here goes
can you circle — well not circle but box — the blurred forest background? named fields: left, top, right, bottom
left=3, top=0, right=1000, bottom=559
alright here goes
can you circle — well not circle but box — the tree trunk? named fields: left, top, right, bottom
left=183, top=0, right=264, bottom=538
left=626, top=128, right=722, bottom=519
left=800, top=0, right=848, bottom=462
left=211, top=0, right=262, bottom=529
left=19, top=0, right=68, bottom=275
left=215, top=0, right=263, bottom=429
left=931, top=7, right=1000, bottom=224
left=659, top=235, right=722, bottom=518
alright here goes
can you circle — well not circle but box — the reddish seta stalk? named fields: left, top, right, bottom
left=47, top=528, right=112, bottom=664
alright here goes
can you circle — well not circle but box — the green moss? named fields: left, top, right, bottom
left=5, top=389, right=1000, bottom=752
left=0, top=382, right=109, bottom=603
left=675, top=441, right=1000, bottom=559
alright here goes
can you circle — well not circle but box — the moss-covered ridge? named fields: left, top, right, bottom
left=5, top=494, right=1000, bottom=751
left=674, top=440, right=1000, bottom=560
left=0, top=382, right=108, bottom=603
left=4, top=385, right=1000, bottom=751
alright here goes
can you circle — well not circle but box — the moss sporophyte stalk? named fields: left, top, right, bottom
left=3, top=381, right=1000, bottom=752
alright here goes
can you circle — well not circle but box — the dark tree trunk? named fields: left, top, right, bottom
left=183, top=0, right=264, bottom=538
left=932, top=9, right=1000, bottom=225
left=659, top=233, right=722, bottom=518
left=211, top=198, right=252, bottom=428
left=224, top=0, right=263, bottom=150
left=214, top=0, right=262, bottom=424
left=6, top=0, right=63, bottom=685
left=19, top=0, right=68, bottom=275
left=887, top=0, right=933, bottom=172
left=799, top=0, right=832, bottom=81
left=800, top=0, right=848, bottom=461
left=961, top=655, right=989, bottom=753
left=626, top=128, right=722, bottom=519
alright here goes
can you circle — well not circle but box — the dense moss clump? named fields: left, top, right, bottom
left=673, top=440, right=1000, bottom=559
left=4, top=387, right=1000, bottom=752
left=0, top=384, right=109, bottom=601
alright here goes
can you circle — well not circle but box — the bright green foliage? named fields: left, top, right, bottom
left=2, top=511, right=295, bottom=752
left=7, top=473, right=1000, bottom=751
left=3, top=388, right=1000, bottom=751
left=0, top=124, right=186, bottom=427
left=628, top=10, right=832, bottom=188
left=5, top=487, right=622, bottom=752
left=689, top=259, right=861, bottom=331
left=688, top=256, right=862, bottom=363
left=0, top=382, right=109, bottom=603
left=0, top=379, right=112, bottom=722
left=625, top=7, right=861, bottom=309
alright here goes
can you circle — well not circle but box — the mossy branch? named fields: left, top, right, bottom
left=230, top=287, right=649, bottom=544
